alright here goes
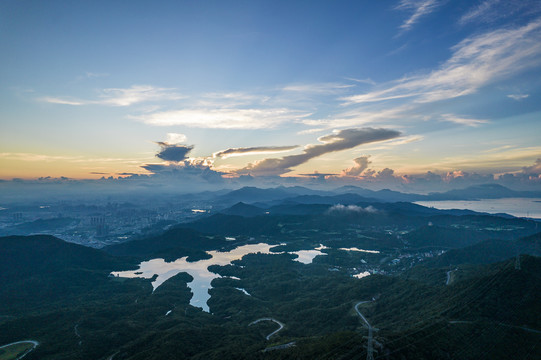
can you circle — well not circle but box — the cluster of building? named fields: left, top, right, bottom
left=0, top=200, right=211, bottom=247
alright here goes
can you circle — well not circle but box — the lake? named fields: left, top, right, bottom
left=415, top=198, right=541, bottom=219
left=111, top=243, right=326, bottom=312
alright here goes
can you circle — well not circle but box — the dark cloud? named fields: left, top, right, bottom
left=156, top=142, right=193, bottom=162
left=213, top=145, right=299, bottom=158
left=141, top=161, right=225, bottom=183
left=237, top=128, right=401, bottom=176
left=341, top=156, right=371, bottom=176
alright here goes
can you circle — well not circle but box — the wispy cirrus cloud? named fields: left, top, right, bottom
left=0, top=152, right=83, bottom=162
left=40, top=97, right=87, bottom=106
left=133, top=108, right=311, bottom=129
left=343, top=18, right=541, bottom=105
left=344, top=77, right=376, bottom=86
left=0, top=152, right=145, bottom=164
left=213, top=145, right=299, bottom=159
left=440, top=114, right=489, bottom=127
left=358, top=135, right=424, bottom=151
left=300, top=105, right=412, bottom=130
left=195, top=92, right=269, bottom=107
left=84, top=72, right=109, bottom=78
left=282, top=82, right=355, bottom=94
left=40, top=85, right=183, bottom=107
left=98, top=86, right=183, bottom=106
left=507, top=93, right=529, bottom=101
left=459, top=0, right=500, bottom=25
left=75, top=72, right=109, bottom=81
left=396, top=0, right=442, bottom=33
left=459, top=0, right=541, bottom=25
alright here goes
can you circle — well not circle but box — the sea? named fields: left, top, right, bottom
left=414, top=198, right=541, bottom=219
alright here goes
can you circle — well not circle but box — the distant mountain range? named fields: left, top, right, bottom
left=218, top=200, right=497, bottom=218
left=210, top=183, right=541, bottom=209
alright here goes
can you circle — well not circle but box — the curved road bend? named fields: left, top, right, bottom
left=0, top=340, right=39, bottom=360
left=249, top=318, right=285, bottom=340
left=446, top=268, right=458, bottom=285
left=355, top=301, right=376, bottom=360
left=354, top=301, right=372, bottom=328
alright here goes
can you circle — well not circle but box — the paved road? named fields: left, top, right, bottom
left=355, top=301, right=375, bottom=360
left=249, top=318, right=285, bottom=340
left=0, top=340, right=39, bottom=360
left=355, top=301, right=372, bottom=327
left=446, top=268, right=457, bottom=285
left=262, top=341, right=296, bottom=352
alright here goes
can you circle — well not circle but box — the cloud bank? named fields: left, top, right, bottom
left=237, top=128, right=401, bottom=176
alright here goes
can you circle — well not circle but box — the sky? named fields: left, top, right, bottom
left=1, top=0, right=541, bottom=192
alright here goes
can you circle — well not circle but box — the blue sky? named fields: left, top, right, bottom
left=1, top=0, right=540, bottom=190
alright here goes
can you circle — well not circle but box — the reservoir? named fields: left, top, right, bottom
left=112, top=243, right=274, bottom=312
left=111, top=243, right=327, bottom=312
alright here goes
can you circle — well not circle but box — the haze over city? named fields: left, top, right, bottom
left=1, top=0, right=540, bottom=194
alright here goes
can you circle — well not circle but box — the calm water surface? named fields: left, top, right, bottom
left=111, top=243, right=274, bottom=312
left=415, top=198, right=541, bottom=219
left=112, top=243, right=327, bottom=312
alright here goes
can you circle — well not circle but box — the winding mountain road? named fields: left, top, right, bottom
left=446, top=268, right=457, bottom=285
left=355, top=301, right=372, bottom=327
left=249, top=318, right=285, bottom=340
left=355, top=301, right=376, bottom=360
left=0, top=340, right=39, bottom=360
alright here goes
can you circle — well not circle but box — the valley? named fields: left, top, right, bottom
left=1, top=186, right=541, bottom=359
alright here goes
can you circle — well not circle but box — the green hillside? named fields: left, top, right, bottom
left=104, top=228, right=228, bottom=261
left=1, top=218, right=540, bottom=359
